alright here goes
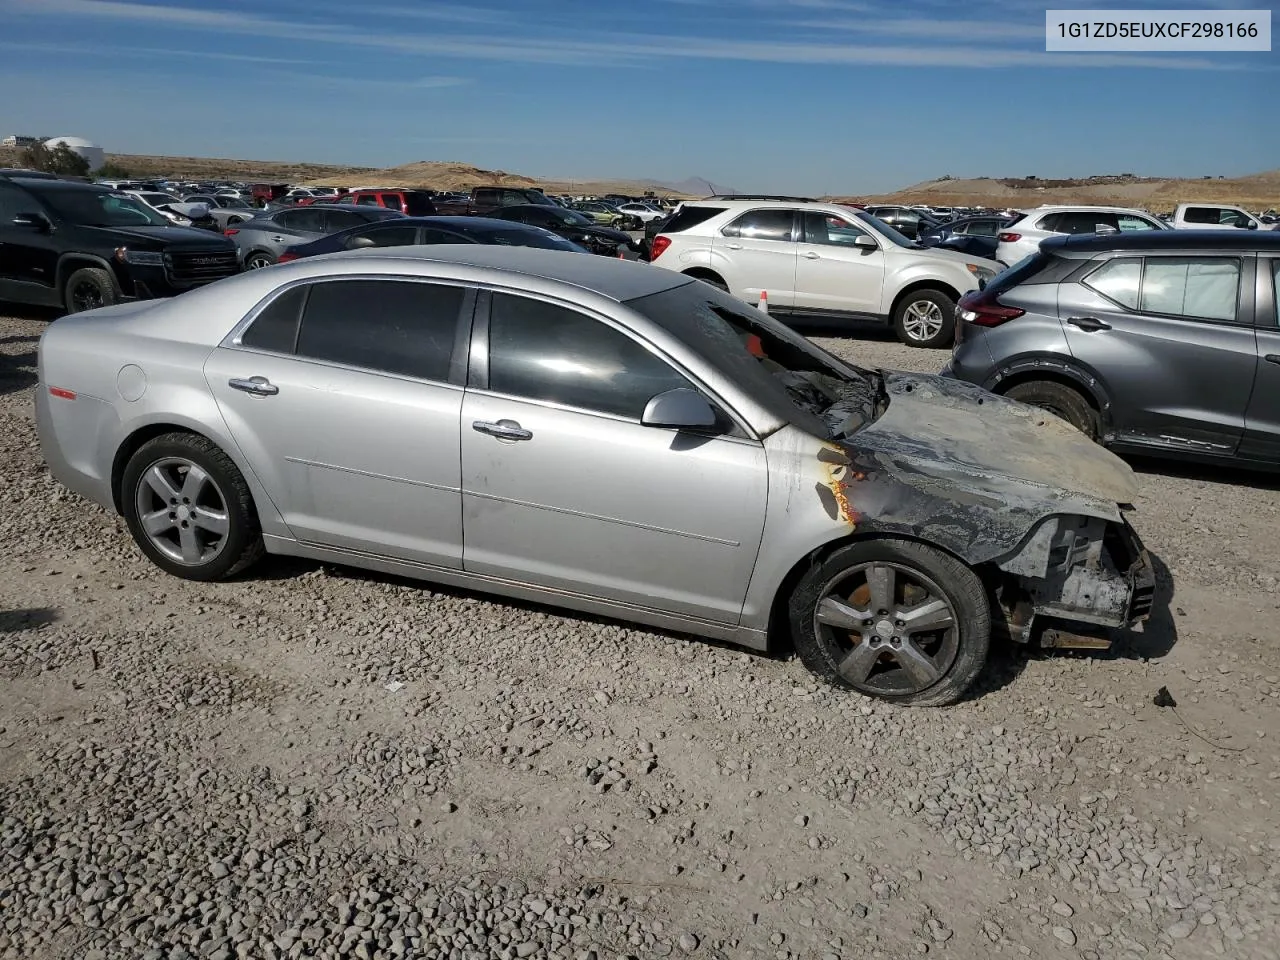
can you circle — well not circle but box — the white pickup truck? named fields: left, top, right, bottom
left=1171, top=203, right=1275, bottom=231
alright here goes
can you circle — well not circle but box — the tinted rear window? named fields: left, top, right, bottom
left=662, top=205, right=727, bottom=234
left=983, top=252, right=1060, bottom=295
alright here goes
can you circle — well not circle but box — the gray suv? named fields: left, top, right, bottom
left=945, top=231, right=1280, bottom=469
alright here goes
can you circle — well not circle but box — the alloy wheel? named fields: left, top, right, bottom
left=900, top=299, right=944, bottom=342
left=72, top=280, right=105, bottom=312
left=134, top=457, right=231, bottom=566
left=813, top=562, right=960, bottom=697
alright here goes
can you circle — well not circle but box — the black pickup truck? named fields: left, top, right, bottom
left=0, top=175, right=241, bottom=314
left=433, top=186, right=559, bottom=217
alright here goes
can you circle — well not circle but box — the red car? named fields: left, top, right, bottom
left=345, top=189, right=438, bottom=216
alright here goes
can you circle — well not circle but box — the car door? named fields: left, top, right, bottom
left=0, top=181, right=54, bottom=294
left=204, top=276, right=473, bottom=566
left=273, top=208, right=328, bottom=249
left=713, top=208, right=797, bottom=308
left=341, top=223, right=421, bottom=250
left=1064, top=254, right=1256, bottom=453
left=459, top=291, right=769, bottom=623
left=792, top=211, right=885, bottom=317
left=1242, top=256, right=1280, bottom=462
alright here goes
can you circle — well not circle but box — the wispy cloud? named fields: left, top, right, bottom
left=0, top=0, right=1249, bottom=72
left=265, top=72, right=471, bottom=91
left=0, top=39, right=314, bottom=64
left=798, top=18, right=1045, bottom=42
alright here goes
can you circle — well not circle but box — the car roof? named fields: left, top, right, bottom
left=323, top=245, right=689, bottom=301
left=5, top=176, right=112, bottom=192
left=1044, top=230, right=1280, bottom=254
left=1020, top=204, right=1155, bottom=215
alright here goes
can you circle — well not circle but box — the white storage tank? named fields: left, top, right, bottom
left=43, top=136, right=106, bottom=172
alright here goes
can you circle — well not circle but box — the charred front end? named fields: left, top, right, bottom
left=990, top=513, right=1155, bottom=649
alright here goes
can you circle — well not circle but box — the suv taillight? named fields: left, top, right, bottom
left=957, top=290, right=1025, bottom=329
left=997, top=232, right=1021, bottom=243
left=649, top=235, right=671, bottom=261
left=276, top=252, right=299, bottom=264
left=223, top=228, right=239, bottom=236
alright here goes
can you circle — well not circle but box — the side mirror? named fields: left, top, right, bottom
left=853, top=235, right=878, bottom=250
left=1245, top=220, right=1258, bottom=230
left=641, top=388, right=719, bottom=431
left=1094, top=223, right=1118, bottom=235
left=348, top=236, right=377, bottom=248
left=13, top=211, right=50, bottom=231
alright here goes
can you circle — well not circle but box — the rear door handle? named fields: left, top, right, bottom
left=270, top=235, right=287, bottom=242
left=228, top=376, right=279, bottom=397
left=472, top=419, right=533, bottom=442
left=725, top=243, right=743, bottom=250
left=802, top=251, right=820, bottom=259
left=1067, top=316, right=1111, bottom=332
left=1266, top=355, right=1280, bottom=365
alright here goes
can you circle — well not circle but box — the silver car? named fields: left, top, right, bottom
left=35, top=247, right=1155, bottom=705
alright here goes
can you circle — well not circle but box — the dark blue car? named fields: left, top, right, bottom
left=918, top=215, right=1013, bottom=263
left=277, top=216, right=588, bottom=263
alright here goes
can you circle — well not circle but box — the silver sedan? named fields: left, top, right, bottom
left=34, top=247, right=1155, bottom=705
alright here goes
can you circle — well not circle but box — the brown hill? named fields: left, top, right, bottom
left=0, top=148, right=683, bottom=197
left=841, top=170, right=1280, bottom=212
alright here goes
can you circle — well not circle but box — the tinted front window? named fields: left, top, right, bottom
left=1141, top=258, right=1240, bottom=322
left=802, top=212, right=870, bottom=247
left=487, top=294, right=691, bottom=419
left=295, top=279, right=465, bottom=381
left=403, top=193, right=436, bottom=216
left=36, top=189, right=169, bottom=227
left=1084, top=258, right=1141, bottom=309
left=721, top=209, right=794, bottom=241
left=241, top=285, right=305, bottom=352
left=1182, top=207, right=1218, bottom=224
left=0, top=184, right=24, bottom=221
left=324, top=210, right=365, bottom=232
left=277, top=209, right=325, bottom=232
left=343, top=225, right=418, bottom=249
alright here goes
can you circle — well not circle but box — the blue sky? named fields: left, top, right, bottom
left=0, top=0, right=1274, bottom=193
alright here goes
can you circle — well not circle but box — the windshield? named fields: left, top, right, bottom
left=627, top=282, right=883, bottom=438
left=220, top=197, right=252, bottom=209
left=39, top=189, right=171, bottom=227
left=554, top=209, right=594, bottom=226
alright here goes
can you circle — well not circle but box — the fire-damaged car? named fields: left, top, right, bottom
left=33, top=248, right=1154, bottom=706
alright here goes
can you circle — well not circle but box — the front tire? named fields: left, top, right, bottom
left=892, top=289, right=956, bottom=348
left=789, top=538, right=990, bottom=707
left=121, top=433, right=264, bottom=581
left=244, top=251, right=275, bottom=270
left=1003, top=380, right=1100, bottom=440
left=63, top=267, right=117, bottom=315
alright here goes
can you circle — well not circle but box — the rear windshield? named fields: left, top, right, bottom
left=663, top=205, right=726, bottom=233
left=984, top=252, right=1058, bottom=294
left=404, top=194, right=437, bottom=216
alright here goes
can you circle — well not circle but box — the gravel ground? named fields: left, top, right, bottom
left=2, top=308, right=1279, bottom=960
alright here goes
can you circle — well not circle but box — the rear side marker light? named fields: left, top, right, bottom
left=49, top=387, right=76, bottom=400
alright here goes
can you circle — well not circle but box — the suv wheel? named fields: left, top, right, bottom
left=1003, top=380, right=1100, bottom=440
left=64, top=267, right=117, bottom=315
left=244, top=252, right=275, bottom=270
left=893, top=290, right=955, bottom=348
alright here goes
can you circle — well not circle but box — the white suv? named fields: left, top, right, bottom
left=647, top=199, right=999, bottom=347
left=994, top=205, right=1168, bottom=265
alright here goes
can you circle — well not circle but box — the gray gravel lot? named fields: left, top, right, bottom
left=2, top=308, right=1278, bottom=960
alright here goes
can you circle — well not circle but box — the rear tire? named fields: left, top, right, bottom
left=121, top=432, right=264, bottom=582
left=892, top=289, right=956, bottom=348
left=1003, top=380, right=1100, bottom=440
left=244, top=251, right=275, bottom=270
left=63, top=267, right=117, bottom=315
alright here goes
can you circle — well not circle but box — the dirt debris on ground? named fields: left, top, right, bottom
left=1, top=312, right=1278, bottom=960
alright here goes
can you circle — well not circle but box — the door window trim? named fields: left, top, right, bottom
left=465, top=285, right=759, bottom=441
left=221, top=273, right=478, bottom=388
left=1081, top=254, right=1254, bottom=328
left=1258, top=256, right=1279, bottom=330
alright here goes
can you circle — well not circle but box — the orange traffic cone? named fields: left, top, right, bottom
left=758, top=290, right=769, bottom=314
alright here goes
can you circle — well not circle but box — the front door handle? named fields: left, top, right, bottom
left=228, top=376, right=279, bottom=397
left=1067, top=316, right=1112, bottom=332
left=725, top=243, right=743, bottom=250
left=472, top=419, right=533, bottom=442
left=802, top=251, right=821, bottom=259
left=1266, top=355, right=1280, bottom=365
